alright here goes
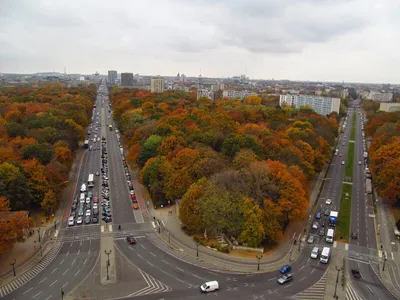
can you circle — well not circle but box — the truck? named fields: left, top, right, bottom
left=366, top=178, right=372, bottom=194
left=88, top=174, right=94, bottom=188
left=84, top=140, right=89, bottom=148
left=329, top=211, right=338, bottom=227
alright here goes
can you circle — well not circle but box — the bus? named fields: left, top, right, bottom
left=84, top=140, right=89, bottom=148
left=88, top=174, right=94, bottom=188
left=109, top=125, right=113, bottom=131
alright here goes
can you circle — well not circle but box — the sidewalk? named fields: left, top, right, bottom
left=138, top=164, right=328, bottom=272
left=0, top=149, right=85, bottom=286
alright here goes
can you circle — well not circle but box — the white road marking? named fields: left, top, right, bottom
left=63, top=268, right=69, bottom=275
left=49, top=280, right=58, bottom=287
left=268, top=278, right=276, bottom=281
left=101, top=226, right=104, bottom=232
left=66, top=251, right=69, bottom=256
left=83, top=258, right=87, bottom=265
left=162, top=260, right=170, bottom=265
left=39, top=277, right=47, bottom=284
left=176, top=267, right=184, bottom=272
left=147, top=261, right=154, bottom=267
left=299, top=266, right=305, bottom=270
left=62, top=282, right=68, bottom=288
left=109, top=225, right=112, bottom=231
left=300, top=277, right=306, bottom=282
left=208, top=271, right=218, bottom=276
left=74, top=270, right=80, bottom=276
left=23, top=287, right=33, bottom=294
left=140, top=244, right=146, bottom=249
left=32, top=291, right=42, bottom=299
left=72, top=258, right=76, bottom=265
left=150, top=252, right=156, bottom=257
left=44, top=295, right=52, bottom=300
left=284, top=284, right=292, bottom=288
left=60, top=259, right=65, bottom=265
left=137, top=253, right=143, bottom=259
left=77, top=250, right=80, bottom=255
left=51, top=268, right=58, bottom=274
left=311, top=269, right=315, bottom=274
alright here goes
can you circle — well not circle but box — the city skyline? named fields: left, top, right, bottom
left=1, top=0, right=399, bottom=84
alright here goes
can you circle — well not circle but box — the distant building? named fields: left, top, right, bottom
left=379, top=102, right=400, bottom=112
left=279, top=95, right=340, bottom=115
left=151, top=76, right=164, bottom=93
left=108, top=70, right=117, bottom=84
left=367, top=92, right=393, bottom=102
left=223, top=90, right=257, bottom=100
left=121, top=73, right=134, bottom=88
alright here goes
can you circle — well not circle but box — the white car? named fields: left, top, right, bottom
left=85, top=209, right=91, bottom=217
left=311, top=247, right=319, bottom=259
left=68, top=216, right=75, bottom=226
left=341, top=161, right=345, bottom=165
left=93, top=203, right=98, bottom=210
left=325, top=199, right=332, bottom=205
left=76, top=216, right=83, bottom=224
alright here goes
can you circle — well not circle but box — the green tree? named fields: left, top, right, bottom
left=42, top=126, right=58, bottom=144
left=233, top=149, right=258, bottom=170
left=237, top=198, right=264, bottom=247
left=0, top=162, right=32, bottom=210
left=138, top=135, right=163, bottom=166
left=22, top=143, right=54, bottom=165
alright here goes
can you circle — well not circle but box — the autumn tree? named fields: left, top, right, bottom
left=244, top=95, right=262, bottom=106
left=237, top=198, right=264, bottom=247
left=41, top=190, right=57, bottom=216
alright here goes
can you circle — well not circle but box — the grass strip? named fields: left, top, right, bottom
left=336, top=183, right=352, bottom=242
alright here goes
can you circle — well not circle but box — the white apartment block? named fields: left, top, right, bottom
left=151, top=77, right=165, bottom=93
left=379, top=102, right=400, bottom=112
left=368, top=92, right=393, bottom=102
left=279, top=95, right=340, bottom=115
left=222, top=90, right=257, bottom=100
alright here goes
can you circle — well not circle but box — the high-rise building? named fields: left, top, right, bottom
left=108, top=70, right=117, bottom=84
left=121, top=73, right=134, bottom=88
left=279, top=95, right=340, bottom=115
left=151, top=76, right=164, bottom=93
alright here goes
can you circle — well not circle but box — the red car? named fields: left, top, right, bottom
left=93, top=196, right=99, bottom=203
left=127, top=235, right=137, bottom=244
left=130, top=193, right=136, bottom=201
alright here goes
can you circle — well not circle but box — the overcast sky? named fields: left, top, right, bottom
left=1, top=0, right=399, bottom=83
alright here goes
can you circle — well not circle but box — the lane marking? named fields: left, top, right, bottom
left=84, top=258, right=87, bottom=265
left=49, top=280, right=58, bottom=287
left=44, top=295, right=52, bottom=300
left=162, top=260, right=170, bottom=265
left=72, top=258, right=76, bottom=265
left=51, top=268, right=58, bottom=274
left=39, top=277, right=47, bottom=284
left=62, top=282, right=68, bottom=288
left=176, top=267, right=184, bottom=272
left=150, top=252, right=156, bottom=257
left=77, top=250, right=80, bottom=255
left=63, top=268, right=69, bottom=275
left=268, top=277, right=276, bottom=281
left=147, top=261, right=154, bottom=267
left=32, top=291, right=42, bottom=299
left=60, top=259, right=65, bottom=265
left=140, top=244, right=146, bottom=249
left=74, top=270, right=80, bottom=277
left=23, top=287, right=33, bottom=295
left=137, top=254, right=143, bottom=259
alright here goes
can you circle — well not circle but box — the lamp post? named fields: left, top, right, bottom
left=383, top=252, right=387, bottom=271
left=334, top=265, right=343, bottom=298
left=194, top=239, right=200, bottom=257
left=256, top=255, right=263, bottom=271
left=298, top=238, right=301, bottom=251
left=106, top=260, right=110, bottom=280
left=105, top=250, right=112, bottom=267
left=10, top=259, right=16, bottom=277
left=168, top=232, right=171, bottom=244
left=61, top=287, right=64, bottom=300
left=38, top=227, right=41, bottom=243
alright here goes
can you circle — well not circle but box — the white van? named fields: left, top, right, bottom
left=80, top=183, right=87, bottom=192
left=326, top=229, right=334, bottom=243
left=320, top=247, right=330, bottom=264
left=200, top=281, right=219, bottom=293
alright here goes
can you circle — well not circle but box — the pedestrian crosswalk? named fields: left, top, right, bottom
left=0, top=242, right=63, bottom=298
left=346, top=282, right=363, bottom=300
left=128, top=268, right=171, bottom=297
left=293, top=270, right=327, bottom=299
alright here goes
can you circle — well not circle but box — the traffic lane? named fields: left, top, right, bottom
left=349, top=260, right=397, bottom=300
left=118, top=236, right=326, bottom=294
left=6, top=241, right=99, bottom=300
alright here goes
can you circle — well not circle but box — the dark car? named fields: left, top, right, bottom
left=84, top=216, right=91, bottom=224
left=351, top=232, right=358, bottom=239
left=70, top=211, right=76, bottom=218
left=92, top=216, right=98, bottom=224
left=279, top=265, right=292, bottom=274
left=102, top=216, right=112, bottom=223
left=316, top=212, right=321, bottom=219
left=324, top=209, right=330, bottom=216
left=318, top=229, right=325, bottom=236
left=71, top=204, right=77, bottom=211
left=127, top=235, right=137, bottom=244
left=102, top=212, right=112, bottom=217
left=93, top=208, right=99, bottom=216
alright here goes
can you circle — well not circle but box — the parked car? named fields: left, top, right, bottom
left=310, top=247, right=319, bottom=259
left=68, top=217, right=75, bottom=226
left=307, top=235, right=315, bottom=244
left=76, top=216, right=83, bottom=224
left=318, top=229, right=325, bottom=236
left=84, top=216, right=91, bottom=224
left=92, top=216, right=98, bottom=223
left=316, top=212, right=321, bottom=219
left=102, top=216, right=112, bottom=223
left=312, top=222, right=319, bottom=229
left=325, top=199, right=332, bottom=205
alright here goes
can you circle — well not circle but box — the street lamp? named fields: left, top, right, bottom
left=298, top=238, right=301, bottom=251
left=37, top=227, right=41, bottom=243
left=194, top=238, right=200, bottom=257
left=383, top=252, right=387, bottom=271
left=256, top=255, right=263, bottom=271
left=61, top=287, right=64, bottom=300
left=10, top=259, right=16, bottom=277
left=168, top=232, right=171, bottom=244
left=334, top=265, right=343, bottom=298
left=106, top=260, right=110, bottom=280
left=105, top=250, right=112, bottom=267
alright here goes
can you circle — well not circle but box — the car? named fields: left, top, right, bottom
left=71, top=204, right=77, bottom=211
left=279, top=264, right=292, bottom=274
left=70, top=210, right=76, bottom=218
left=318, top=229, right=325, bottom=236
left=127, top=235, right=137, bottom=244
left=84, top=216, right=91, bottom=224
left=68, top=216, right=75, bottom=226
left=133, top=203, right=139, bottom=210
left=307, top=235, right=315, bottom=244
left=339, top=154, right=342, bottom=157
left=324, top=209, right=330, bottom=216
left=321, top=221, right=325, bottom=227
left=93, top=197, right=98, bottom=203
left=310, top=247, right=319, bottom=259
left=97, top=146, right=100, bottom=150
left=78, top=209, right=84, bottom=216
left=76, top=216, right=83, bottom=224
left=95, top=171, right=100, bottom=176
left=93, top=203, right=98, bottom=210
left=85, top=209, right=91, bottom=217
left=93, top=208, right=99, bottom=216
left=342, top=142, right=345, bottom=146
left=131, top=193, right=136, bottom=201
left=312, top=222, right=319, bottom=229
left=103, top=207, right=111, bottom=213
left=102, top=216, right=112, bottom=223
left=277, top=274, right=293, bottom=284
left=341, top=161, right=345, bottom=165
left=92, top=216, right=98, bottom=223
left=316, top=212, right=321, bottom=219
left=103, top=212, right=112, bottom=217
left=351, top=232, right=358, bottom=239
left=325, top=199, right=332, bottom=205
left=358, top=160, right=362, bottom=165
left=73, top=198, right=78, bottom=205
left=86, top=198, right=91, bottom=204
